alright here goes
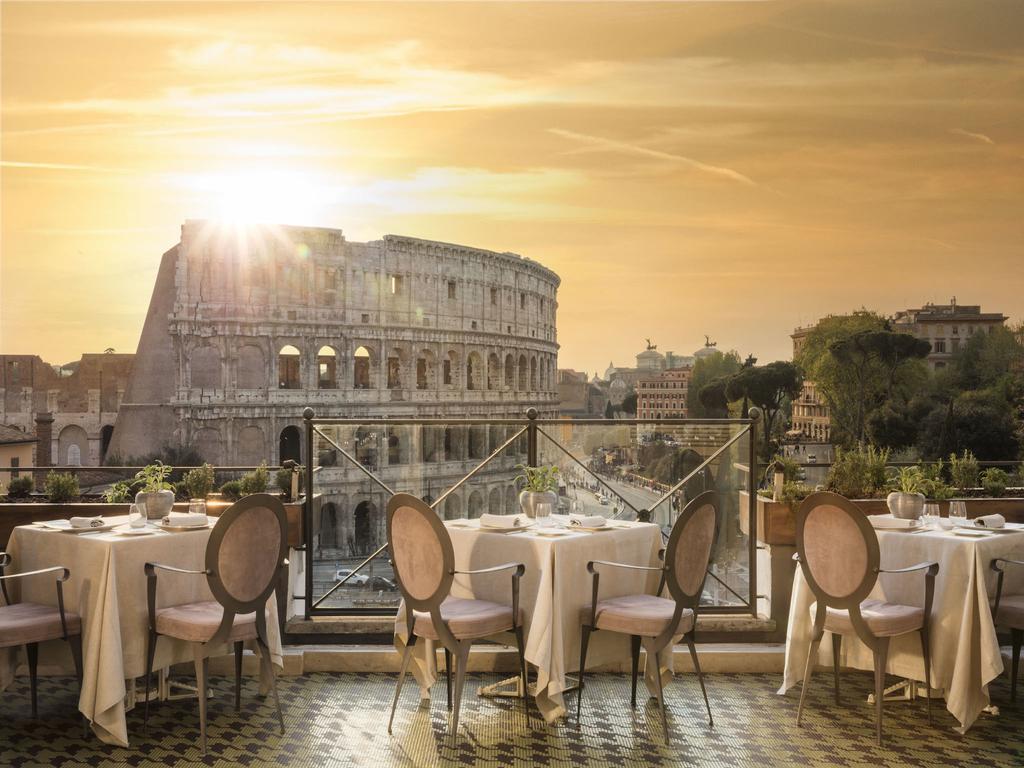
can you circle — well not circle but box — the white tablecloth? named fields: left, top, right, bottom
left=395, top=519, right=670, bottom=722
left=0, top=517, right=283, bottom=746
left=780, top=526, right=1024, bottom=731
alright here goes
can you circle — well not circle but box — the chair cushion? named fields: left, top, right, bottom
left=814, top=599, right=924, bottom=638
left=588, top=594, right=694, bottom=637
left=0, top=603, right=81, bottom=648
left=155, top=601, right=259, bottom=643
left=413, top=596, right=516, bottom=641
left=996, top=595, right=1024, bottom=630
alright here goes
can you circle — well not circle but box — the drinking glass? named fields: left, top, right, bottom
left=922, top=503, right=941, bottom=529
left=129, top=502, right=147, bottom=528
left=189, top=498, right=207, bottom=517
left=949, top=500, right=968, bottom=527
left=535, top=501, right=554, bottom=528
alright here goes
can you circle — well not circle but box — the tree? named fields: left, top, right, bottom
left=698, top=377, right=731, bottom=418
left=724, top=361, right=803, bottom=460
left=917, top=390, right=1020, bottom=460
left=621, top=391, right=638, bottom=415
left=686, top=350, right=743, bottom=417
left=603, top=401, right=615, bottom=419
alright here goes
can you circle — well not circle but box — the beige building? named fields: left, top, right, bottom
left=557, top=369, right=608, bottom=418
left=789, top=380, right=831, bottom=443
left=636, top=367, right=692, bottom=420
left=891, top=298, right=1006, bottom=371
left=0, top=424, right=36, bottom=492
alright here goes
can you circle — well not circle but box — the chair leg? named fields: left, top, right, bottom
left=514, top=626, right=528, bottom=706
left=68, top=633, right=87, bottom=737
left=630, top=635, right=641, bottom=708
left=796, top=629, right=823, bottom=727
left=388, top=634, right=416, bottom=735
left=193, top=647, right=209, bottom=756
left=450, top=641, right=471, bottom=737
left=1011, top=628, right=1022, bottom=703
left=444, top=647, right=452, bottom=712
left=920, top=627, right=932, bottom=723
left=685, top=634, right=713, bottom=726
left=26, top=643, right=39, bottom=718
left=576, top=625, right=592, bottom=723
left=143, top=630, right=157, bottom=732
left=873, top=638, right=890, bottom=747
left=651, top=647, right=670, bottom=744
left=257, top=636, right=284, bottom=735
left=831, top=633, right=842, bottom=705
left=234, top=641, right=244, bottom=712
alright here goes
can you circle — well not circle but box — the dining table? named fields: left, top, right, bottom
left=779, top=521, right=1024, bottom=732
left=0, top=515, right=283, bottom=747
left=394, top=516, right=673, bottom=723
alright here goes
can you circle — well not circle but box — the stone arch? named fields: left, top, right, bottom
left=237, top=344, right=265, bottom=389
left=194, top=427, right=224, bottom=465
left=488, top=487, right=503, bottom=514
left=278, top=344, right=301, bottom=389
left=443, top=492, right=462, bottom=520
left=386, top=427, right=407, bottom=466
left=466, top=351, right=483, bottom=391
left=58, top=424, right=89, bottom=466
left=488, top=425, right=503, bottom=453
left=317, top=346, right=337, bottom=389
left=421, top=426, right=440, bottom=463
left=504, top=486, right=517, bottom=514
left=386, top=347, right=406, bottom=389
left=487, top=353, right=501, bottom=390
left=236, top=425, right=266, bottom=465
left=416, top=348, right=436, bottom=391
left=468, top=490, right=485, bottom=518
left=191, top=345, right=221, bottom=389
left=504, top=354, right=515, bottom=389
left=468, top=425, right=487, bottom=459
left=100, top=424, right=115, bottom=464
left=353, top=499, right=380, bottom=555
left=353, top=345, right=374, bottom=389
left=355, top=426, right=377, bottom=469
left=530, top=356, right=538, bottom=391
left=279, top=425, right=301, bottom=464
left=517, top=354, right=527, bottom=391
left=320, top=502, right=339, bottom=549
left=443, top=350, right=459, bottom=387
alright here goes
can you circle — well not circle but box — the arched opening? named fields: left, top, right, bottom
left=320, top=502, right=339, bottom=550
left=353, top=346, right=371, bottom=389
left=517, top=354, right=527, bottom=391
left=504, top=486, right=517, bottom=514
left=487, top=353, right=500, bottom=390
left=468, top=490, right=484, bottom=519
left=443, top=427, right=455, bottom=461
left=58, top=425, right=89, bottom=467
left=237, top=345, right=265, bottom=389
left=387, top=428, right=404, bottom=465
left=278, top=345, right=301, bottom=389
left=100, top=424, right=115, bottom=464
left=279, top=425, right=301, bottom=464
left=530, top=356, right=538, bottom=391
left=354, top=500, right=378, bottom=555
left=443, top=350, right=457, bottom=387
left=387, top=349, right=403, bottom=389
left=444, top=493, right=462, bottom=520
left=488, top=425, right=502, bottom=454
left=466, top=352, right=482, bottom=391
left=488, top=487, right=503, bottom=514
left=194, top=427, right=224, bottom=465
left=468, top=425, right=486, bottom=459
left=421, top=426, right=439, bottom=463
left=317, top=346, right=337, bottom=389
left=416, top=349, right=435, bottom=390
left=191, top=345, right=221, bottom=389
left=355, top=427, right=377, bottom=470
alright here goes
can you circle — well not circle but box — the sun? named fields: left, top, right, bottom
left=192, top=168, right=328, bottom=226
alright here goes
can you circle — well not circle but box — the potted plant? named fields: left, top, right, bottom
left=886, top=466, right=926, bottom=519
left=134, top=461, right=175, bottom=520
left=182, top=463, right=216, bottom=500
left=515, top=463, right=559, bottom=519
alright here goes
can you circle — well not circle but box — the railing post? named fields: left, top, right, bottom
left=303, top=407, right=315, bottom=621
left=526, top=407, right=538, bottom=467
left=747, top=406, right=762, bottom=618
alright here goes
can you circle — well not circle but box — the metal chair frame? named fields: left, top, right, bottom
left=991, top=557, right=1024, bottom=701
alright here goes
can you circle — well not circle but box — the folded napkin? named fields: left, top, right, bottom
left=868, top=514, right=918, bottom=530
left=69, top=516, right=104, bottom=529
left=975, top=513, right=1005, bottom=528
left=479, top=513, right=525, bottom=528
left=569, top=514, right=606, bottom=529
left=166, top=511, right=208, bottom=526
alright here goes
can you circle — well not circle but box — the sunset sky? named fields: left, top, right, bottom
left=2, top=1, right=1022, bottom=374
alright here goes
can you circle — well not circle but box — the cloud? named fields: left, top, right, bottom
left=548, top=128, right=758, bottom=187
left=0, top=160, right=126, bottom=173
left=949, top=128, right=995, bottom=145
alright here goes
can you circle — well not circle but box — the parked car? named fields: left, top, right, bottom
left=368, top=576, right=397, bottom=591
left=333, top=568, right=369, bottom=585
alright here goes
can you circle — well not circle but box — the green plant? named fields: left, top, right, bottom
left=772, top=455, right=802, bottom=483
left=889, top=466, right=924, bottom=494
left=981, top=468, right=1009, bottom=497
left=514, top=463, right=559, bottom=493
left=276, top=467, right=303, bottom=500
left=780, top=481, right=815, bottom=504
left=949, top=450, right=980, bottom=491
left=5, top=476, right=34, bottom=498
left=44, top=472, right=79, bottom=503
left=239, top=462, right=269, bottom=496
left=183, top=463, right=216, bottom=499
left=103, top=480, right=134, bottom=503
left=134, top=461, right=174, bottom=493
left=826, top=445, right=890, bottom=499
left=219, top=480, right=242, bottom=501
left=920, top=476, right=955, bottom=501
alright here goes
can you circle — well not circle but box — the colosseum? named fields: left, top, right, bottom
left=109, top=220, right=560, bottom=559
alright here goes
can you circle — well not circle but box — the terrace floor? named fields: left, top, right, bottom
left=1, top=671, right=1021, bottom=767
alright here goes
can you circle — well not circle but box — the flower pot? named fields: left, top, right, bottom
left=519, top=490, right=558, bottom=519
left=886, top=491, right=925, bottom=520
left=136, top=489, right=175, bottom=520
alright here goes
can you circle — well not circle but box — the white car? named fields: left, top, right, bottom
left=334, top=568, right=369, bottom=585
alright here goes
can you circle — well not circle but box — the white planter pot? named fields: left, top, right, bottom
left=886, top=491, right=926, bottom=520
left=518, top=490, right=558, bottom=519
left=136, top=489, right=175, bottom=520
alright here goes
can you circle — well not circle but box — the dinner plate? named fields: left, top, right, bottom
left=158, top=520, right=211, bottom=531
left=113, top=524, right=157, bottom=536
left=952, top=529, right=993, bottom=538
left=40, top=520, right=118, bottom=534
left=479, top=523, right=532, bottom=533
left=531, top=528, right=575, bottom=537
left=567, top=524, right=616, bottom=532
left=952, top=521, right=1024, bottom=534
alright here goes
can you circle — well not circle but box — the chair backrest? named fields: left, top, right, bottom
left=663, top=491, right=720, bottom=607
left=796, top=491, right=879, bottom=607
left=386, top=493, right=454, bottom=613
left=206, top=493, right=288, bottom=614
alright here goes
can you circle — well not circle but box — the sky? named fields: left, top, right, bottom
left=2, top=1, right=1022, bottom=374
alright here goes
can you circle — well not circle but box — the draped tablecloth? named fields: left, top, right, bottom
left=395, top=519, right=672, bottom=722
left=780, top=526, right=1024, bottom=732
left=0, top=518, right=283, bottom=747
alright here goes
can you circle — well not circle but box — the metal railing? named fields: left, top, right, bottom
left=302, top=408, right=760, bottom=619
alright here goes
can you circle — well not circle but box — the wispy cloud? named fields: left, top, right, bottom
left=949, top=128, right=995, bottom=145
left=0, top=160, right=126, bottom=173
left=548, top=128, right=758, bottom=187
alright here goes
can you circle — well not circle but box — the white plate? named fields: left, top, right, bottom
left=158, top=520, right=211, bottom=531
left=113, top=525, right=157, bottom=536
left=567, top=524, right=615, bottom=532
left=952, top=521, right=1024, bottom=534
left=952, top=529, right=993, bottom=538
left=40, top=520, right=117, bottom=534
left=531, top=528, right=576, bottom=537
left=479, top=524, right=532, bottom=533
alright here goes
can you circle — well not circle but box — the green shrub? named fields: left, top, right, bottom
left=44, top=472, right=80, bottom=503
left=103, top=480, right=134, bottom=503
left=949, top=450, right=980, bottom=491
left=5, top=476, right=33, bottom=498
left=772, top=455, right=802, bottom=483
left=826, top=445, right=890, bottom=499
left=219, top=480, right=242, bottom=501
left=888, top=466, right=924, bottom=494
left=981, top=468, right=1009, bottom=497
left=780, top=481, right=815, bottom=504
left=239, top=462, right=269, bottom=496
left=183, top=463, right=216, bottom=499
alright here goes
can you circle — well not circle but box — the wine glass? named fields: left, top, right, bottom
left=949, top=500, right=968, bottom=527
left=535, top=501, right=554, bottom=528
left=922, top=503, right=941, bottom=529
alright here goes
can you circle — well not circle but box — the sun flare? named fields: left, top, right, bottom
left=192, top=169, right=328, bottom=226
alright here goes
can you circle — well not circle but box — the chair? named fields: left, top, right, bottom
left=0, top=552, right=83, bottom=720
left=794, top=491, right=938, bottom=746
left=990, top=557, right=1024, bottom=700
left=577, top=490, right=720, bottom=744
left=143, top=493, right=288, bottom=754
left=386, top=492, right=527, bottom=737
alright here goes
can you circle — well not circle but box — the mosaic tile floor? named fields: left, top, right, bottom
left=1, top=671, right=1021, bottom=767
